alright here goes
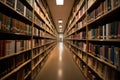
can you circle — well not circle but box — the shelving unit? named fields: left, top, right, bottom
left=64, top=0, right=120, bottom=80
left=0, top=0, right=57, bottom=80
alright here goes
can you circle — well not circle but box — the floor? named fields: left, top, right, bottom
left=35, top=42, right=86, bottom=80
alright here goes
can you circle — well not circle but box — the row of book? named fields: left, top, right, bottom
left=88, top=43, right=120, bottom=68
left=72, top=50, right=120, bottom=80
left=88, top=21, right=120, bottom=39
left=33, top=27, right=45, bottom=37
left=32, top=39, right=53, bottom=48
left=71, top=31, right=86, bottom=39
left=68, top=17, right=86, bottom=36
left=33, top=47, right=44, bottom=57
left=87, top=0, right=120, bottom=22
left=0, top=51, right=31, bottom=78
left=0, top=40, right=31, bottom=58
left=34, top=14, right=44, bottom=28
left=32, top=62, right=42, bottom=80
left=0, top=12, right=32, bottom=35
left=5, top=0, right=33, bottom=20
left=76, top=2, right=87, bottom=22
left=4, top=63, right=31, bottom=80
left=32, top=39, right=42, bottom=48
left=87, top=56, right=120, bottom=80
left=34, top=0, right=45, bottom=22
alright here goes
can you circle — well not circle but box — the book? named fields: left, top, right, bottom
left=6, top=0, right=15, bottom=8
left=15, top=53, right=24, bottom=67
left=111, top=46, right=115, bottom=64
left=114, top=47, right=120, bottom=67
left=105, top=45, right=109, bottom=61
left=113, top=0, right=120, bottom=7
left=16, top=0, right=24, bottom=15
left=118, top=21, right=120, bottom=39
left=106, top=0, right=112, bottom=11
left=16, top=68, right=24, bottom=80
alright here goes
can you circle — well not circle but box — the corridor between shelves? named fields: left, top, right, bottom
left=35, top=42, right=86, bottom=80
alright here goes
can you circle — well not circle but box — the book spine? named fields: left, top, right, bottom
left=118, top=21, right=120, bottom=39
left=111, top=46, right=115, bottom=64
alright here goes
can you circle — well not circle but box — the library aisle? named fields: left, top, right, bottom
left=35, top=42, right=86, bottom=80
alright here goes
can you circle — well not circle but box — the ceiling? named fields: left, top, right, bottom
left=46, top=0, right=74, bottom=33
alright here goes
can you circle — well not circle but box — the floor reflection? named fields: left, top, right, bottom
left=58, top=68, right=62, bottom=77
left=58, top=42, right=63, bottom=79
left=59, top=42, right=63, bottom=62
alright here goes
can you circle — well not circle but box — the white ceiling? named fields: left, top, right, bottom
left=46, top=0, right=74, bottom=33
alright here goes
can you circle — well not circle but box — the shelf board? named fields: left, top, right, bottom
left=24, top=71, right=31, bottom=80
left=0, top=31, right=32, bottom=40
left=0, top=48, right=31, bottom=60
left=32, top=56, right=44, bottom=71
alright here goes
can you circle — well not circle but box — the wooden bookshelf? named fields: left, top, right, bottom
left=65, top=0, right=120, bottom=80
left=0, top=0, right=57, bottom=80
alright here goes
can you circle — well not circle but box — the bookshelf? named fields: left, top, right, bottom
left=0, top=0, right=56, bottom=80
left=64, top=0, right=120, bottom=80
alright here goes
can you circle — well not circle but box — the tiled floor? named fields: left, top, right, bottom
left=35, top=42, right=86, bottom=80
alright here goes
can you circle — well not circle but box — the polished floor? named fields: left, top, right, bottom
left=35, top=42, right=86, bottom=80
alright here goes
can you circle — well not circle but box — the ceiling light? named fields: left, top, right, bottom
left=59, top=25, right=62, bottom=28
left=58, top=20, right=63, bottom=23
left=56, top=0, right=64, bottom=5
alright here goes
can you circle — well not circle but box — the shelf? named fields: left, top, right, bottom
left=0, top=48, right=31, bottom=60
left=67, top=41, right=119, bottom=71
left=34, top=21, right=55, bottom=37
left=69, top=43, right=104, bottom=80
left=0, top=31, right=32, bottom=40
left=67, top=7, right=87, bottom=34
left=20, top=0, right=33, bottom=10
left=67, top=0, right=85, bottom=33
left=0, top=59, right=31, bottom=80
left=88, top=64, right=105, bottom=80
left=35, top=0, right=53, bottom=31
left=33, top=41, right=55, bottom=49
left=87, top=52, right=118, bottom=71
left=0, top=1, right=32, bottom=24
left=87, top=5, right=120, bottom=27
left=0, top=0, right=56, bottom=80
left=32, top=56, right=44, bottom=70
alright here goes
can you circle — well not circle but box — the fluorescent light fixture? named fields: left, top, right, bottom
left=59, top=25, right=62, bottom=28
left=56, top=0, right=64, bottom=5
left=58, top=20, right=63, bottom=23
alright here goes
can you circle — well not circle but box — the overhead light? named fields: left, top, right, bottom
left=59, top=25, right=62, bottom=28
left=56, top=0, right=64, bottom=5
left=58, top=20, right=63, bottom=23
